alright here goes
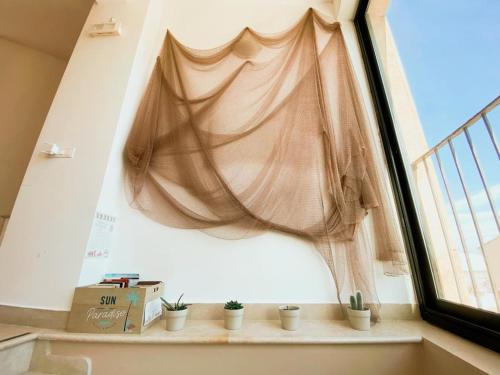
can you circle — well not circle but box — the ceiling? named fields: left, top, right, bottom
left=0, top=0, right=94, bottom=60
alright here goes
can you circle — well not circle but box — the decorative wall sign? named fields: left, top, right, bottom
left=85, top=211, right=116, bottom=259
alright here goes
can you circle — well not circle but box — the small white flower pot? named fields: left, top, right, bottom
left=165, top=308, right=188, bottom=331
left=279, top=305, right=300, bottom=331
left=347, top=307, right=371, bottom=331
left=224, top=307, right=244, bottom=330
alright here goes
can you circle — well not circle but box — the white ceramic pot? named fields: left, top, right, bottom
left=347, top=307, right=371, bottom=331
left=279, top=305, right=300, bottom=331
left=165, top=308, right=188, bottom=331
left=224, top=307, right=244, bottom=330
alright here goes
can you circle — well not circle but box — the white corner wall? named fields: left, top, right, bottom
left=0, top=0, right=158, bottom=310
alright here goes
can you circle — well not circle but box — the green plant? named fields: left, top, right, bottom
left=224, top=300, right=243, bottom=310
left=161, top=293, right=188, bottom=311
left=349, top=291, right=367, bottom=311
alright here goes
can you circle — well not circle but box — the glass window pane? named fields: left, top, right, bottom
left=367, top=0, right=499, bottom=313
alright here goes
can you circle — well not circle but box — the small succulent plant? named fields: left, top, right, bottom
left=161, top=293, right=188, bottom=311
left=349, top=291, right=367, bottom=311
left=224, top=300, right=243, bottom=310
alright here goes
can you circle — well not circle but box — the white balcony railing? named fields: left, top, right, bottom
left=412, top=96, right=499, bottom=312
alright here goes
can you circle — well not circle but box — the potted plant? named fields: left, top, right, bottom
left=224, top=300, right=244, bottom=330
left=279, top=305, right=300, bottom=331
left=347, top=291, right=371, bottom=331
left=161, top=293, right=189, bottom=331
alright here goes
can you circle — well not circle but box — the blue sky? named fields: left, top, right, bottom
left=388, top=0, right=500, bottom=146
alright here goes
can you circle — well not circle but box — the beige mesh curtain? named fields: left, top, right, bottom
left=124, top=9, right=407, bottom=319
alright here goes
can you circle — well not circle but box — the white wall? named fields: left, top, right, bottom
left=104, top=0, right=415, bottom=304
left=0, top=38, right=66, bottom=216
left=0, top=0, right=157, bottom=310
left=0, top=0, right=415, bottom=311
left=79, top=0, right=169, bottom=286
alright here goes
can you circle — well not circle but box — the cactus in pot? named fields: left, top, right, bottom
left=349, top=291, right=366, bottom=311
left=224, top=300, right=244, bottom=330
left=162, top=293, right=189, bottom=331
left=347, top=291, right=371, bottom=331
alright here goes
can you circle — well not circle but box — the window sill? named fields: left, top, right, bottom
left=2, top=320, right=498, bottom=373
left=43, top=319, right=422, bottom=345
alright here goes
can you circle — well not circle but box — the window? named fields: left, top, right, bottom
left=355, top=0, right=500, bottom=351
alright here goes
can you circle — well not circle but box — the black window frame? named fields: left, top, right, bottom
left=354, top=0, right=500, bottom=353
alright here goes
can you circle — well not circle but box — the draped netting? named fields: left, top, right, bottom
left=124, top=9, right=408, bottom=320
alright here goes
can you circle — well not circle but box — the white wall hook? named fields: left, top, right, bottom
left=89, top=17, right=122, bottom=37
left=41, top=143, right=76, bottom=158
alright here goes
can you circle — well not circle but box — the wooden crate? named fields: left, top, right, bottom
left=67, top=282, right=164, bottom=334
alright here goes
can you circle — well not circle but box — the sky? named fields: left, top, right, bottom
left=386, top=0, right=499, bottom=310
left=387, top=0, right=500, bottom=146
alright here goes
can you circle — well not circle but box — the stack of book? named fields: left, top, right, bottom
left=89, top=273, right=140, bottom=288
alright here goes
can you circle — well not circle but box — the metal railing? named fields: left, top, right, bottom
left=412, top=95, right=499, bottom=311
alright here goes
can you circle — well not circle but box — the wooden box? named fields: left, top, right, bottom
left=67, top=282, right=164, bottom=334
